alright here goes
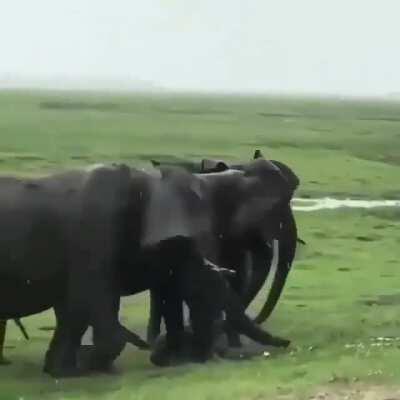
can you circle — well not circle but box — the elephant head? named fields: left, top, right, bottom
left=195, top=151, right=300, bottom=323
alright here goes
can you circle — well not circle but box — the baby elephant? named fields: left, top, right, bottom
left=150, top=325, right=289, bottom=366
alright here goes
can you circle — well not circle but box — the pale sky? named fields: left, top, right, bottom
left=1, top=0, right=399, bottom=96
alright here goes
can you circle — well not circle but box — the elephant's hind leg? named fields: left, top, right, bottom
left=0, top=320, right=11, bottom=366
left=43, top=305, right=88, bottom=377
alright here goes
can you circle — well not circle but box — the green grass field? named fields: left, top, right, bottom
left=0, top=91, right=399, bottom=400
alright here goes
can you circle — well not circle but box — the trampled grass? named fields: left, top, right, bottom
left=0, top=91, right=399, bottom=400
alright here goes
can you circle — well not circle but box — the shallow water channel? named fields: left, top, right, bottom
left=292, top=198, right=400, bottom=212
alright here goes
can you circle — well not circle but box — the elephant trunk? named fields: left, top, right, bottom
left=254, top=205, right=297, bottom=324
left=223, top=281, right=290, bottom=348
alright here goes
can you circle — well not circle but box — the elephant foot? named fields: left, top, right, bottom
left=77, top=345, right=115, bottom=373
left=150, top=331, right=195, bottom=367
left=43, top=346, right=81, bottom=378
left=227, top=332, right=242, bottom=348
left=0, top=356, right=11, bottom=366
left=146, top=329, right=159, bottom=347
left=267, top=335, right=290, bottom=348
left=43, top=360, right=82, bottom=378
left=150, top=345, right=174, bottom=367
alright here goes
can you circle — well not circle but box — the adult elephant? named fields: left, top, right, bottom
left=0, top=164, right=289, bottom=376
left=148, top=150, right=300, bottom=345
left=198, top=150, right=301, bottom=324
left=147, top=155, right=299, bottom=346
left=0, top=165, right=151, bottom=376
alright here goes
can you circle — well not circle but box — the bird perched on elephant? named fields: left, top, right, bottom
left=148, top=150, right=301, bottom=346
left=0, top=163, right=289, bottom=376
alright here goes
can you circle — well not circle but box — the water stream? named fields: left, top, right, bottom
left=292, top=197, right=400, bottom=212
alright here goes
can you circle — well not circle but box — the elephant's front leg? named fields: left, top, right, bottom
left=44, top=276, right=124, bottom=377
left=181, top=259, right=221, bottom=363
left=87, top=294, right=126, bottom=372
left=43, top=304, right=88, bottom=377
left=150, top=283, right=185, bottom=366
left=218, top=249, right=247, bottom=348
left=147, top=289, right=163, bottom=345
left=0, top=320, right=10, bottom=366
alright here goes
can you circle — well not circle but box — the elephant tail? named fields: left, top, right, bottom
left=14, top=319, right=29, bottom=340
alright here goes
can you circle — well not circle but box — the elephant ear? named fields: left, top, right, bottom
left=201, top=159, right=229, bottom=173
left=230, top=177, right=282, bottom=238
left=251, top=150, right=299, bottom=192
left=270, top=160, right=300, bottom=192
left=141, top=168, right=210, bottom=248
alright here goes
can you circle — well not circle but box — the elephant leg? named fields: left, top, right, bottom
left=182, top=262, right=220, bottom=362
left=78, top=297, right=127, bottom=372
left=89, top=293, right=126, bottom=371
left=147, top=289, right=163, bottom=345
left=0, top=320, right=10, bottom=366
left=188, top=300, right=215, bottom=362
left=219, top=250, right=245, bottom=348
left=43, top=304, right=88, bottom=377
left=66, top=262, right=126, bottom=374
left=150, top=282, right=185, bottom=366
left=164, top=289, right=184, bottom=349
left=44, top=274, right=124, bottom=377
left=224, top=323, right=242, bottom=348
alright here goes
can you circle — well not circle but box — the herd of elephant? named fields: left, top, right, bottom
left=0, top=149, right=302, bottom=377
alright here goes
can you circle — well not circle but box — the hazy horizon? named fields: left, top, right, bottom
left=1, top=1, right=399, bottom=97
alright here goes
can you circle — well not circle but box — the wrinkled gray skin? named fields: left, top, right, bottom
left=148, top=151, right=300, bottom=347
left=0, top=164, right=289, bottom=376
left=0, top=166, right=152, bottom=376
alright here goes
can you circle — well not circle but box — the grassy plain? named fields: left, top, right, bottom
left=0, top=91, right=399, bottom=400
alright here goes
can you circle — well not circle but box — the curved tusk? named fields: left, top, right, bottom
left=203, top=258, right=236, bottom=275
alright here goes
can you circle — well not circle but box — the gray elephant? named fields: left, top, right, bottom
left=199, top=150, right=301, bottom=324
left=0, top=163, right=289, bottom=376
left=148, top=151, right=301, bottom=346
